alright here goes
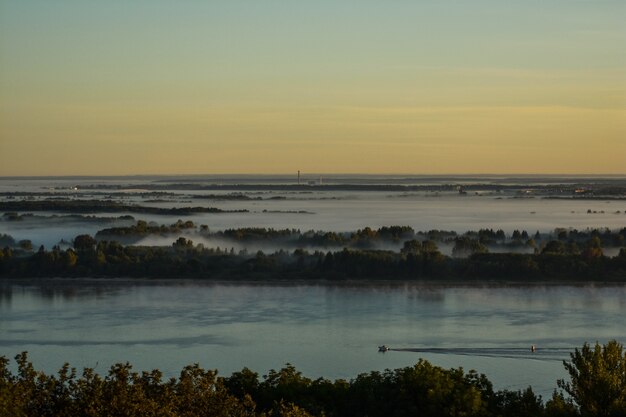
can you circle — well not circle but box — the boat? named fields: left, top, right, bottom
left=378, top=345, right=390, bottom=352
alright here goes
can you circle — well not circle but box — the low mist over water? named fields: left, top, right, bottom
left=1, top=175, right=624, bottom=249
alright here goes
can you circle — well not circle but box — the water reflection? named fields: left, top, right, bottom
left=407, top=287, right=445, bottom=302
left=1, top=280, right=625, bottom=398
left=0, top=286, right=12, bottom=308
left=0, top=281, right=125, bottom=308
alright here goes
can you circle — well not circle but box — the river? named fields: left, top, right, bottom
left=2, top=280, right=625, bottom=399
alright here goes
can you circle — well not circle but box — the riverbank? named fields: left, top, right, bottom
left=2, top=243, right=625, bottom=282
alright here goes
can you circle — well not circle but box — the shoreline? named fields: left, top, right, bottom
left=3, top=276, right=626, bottom=288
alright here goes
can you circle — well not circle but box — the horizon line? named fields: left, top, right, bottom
left=1, top=173, right=626, bottom=179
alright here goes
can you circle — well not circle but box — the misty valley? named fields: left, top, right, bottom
left=1, top=175, right=625, bottom=416
left=1, top=175, right=625, bottom=281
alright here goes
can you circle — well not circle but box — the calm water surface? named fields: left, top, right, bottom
left=2, top=280, right=625, bottom=398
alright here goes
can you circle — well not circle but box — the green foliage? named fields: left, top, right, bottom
left=545, top=391, right=577, bottom=417
left=2, top=343, right=626, bottom=417
left=453, top=237, right=488, bottom=257
left=73, top=234, right=97, bottom=252
left=0, top=200, right=237, bottom=215
left=2, top=224, right=626, bottom=281
left=401, top=239, right=423, bottom=255
left=581, top=237, right=603, bottom=259
left=0, top=233, right=16, bottom=247
left=377, top=226, right=415, bottom=241
left=558, top=340, right=626, bottom=417
left=1, top=240, right=626, bottom=281
left=227, top=360, right=496, bottom=417
left=494, top=387, right=544, bottom=417
left=266, top=401, right=315, bottom=417
left=96, top=220, right=197, bottom=243
left=223, top=367, right=260, bottom=400
left=0, top=353, right=253, bottom=417
left=542, top=240, right=567, bottom=255
left=18, top=240, right=33, bottom=251
left=173, top=237, right=194, bottom=249
left=222, top=228, right=300, bottom=242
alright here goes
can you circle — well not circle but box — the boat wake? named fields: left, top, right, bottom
left=391, top=347, right=572, bottom=361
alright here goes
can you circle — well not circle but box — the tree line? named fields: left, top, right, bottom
left=84, top=221, right=626, bottom=252
left=1, top=341, right=625, bottom=417
left=0, top=234, right=625, bottom=281
left=0, top=200, right=245, bottom=215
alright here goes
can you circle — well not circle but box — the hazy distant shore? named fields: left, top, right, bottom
left=1, top=176, right=624, bottom=283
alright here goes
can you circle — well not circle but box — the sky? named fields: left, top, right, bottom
left=0, top=0, right=624, bottom=176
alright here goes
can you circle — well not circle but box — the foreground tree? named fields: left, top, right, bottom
left=557, top=340, right=626, bottom=417
left=5, top=342, right=626, bottom=417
